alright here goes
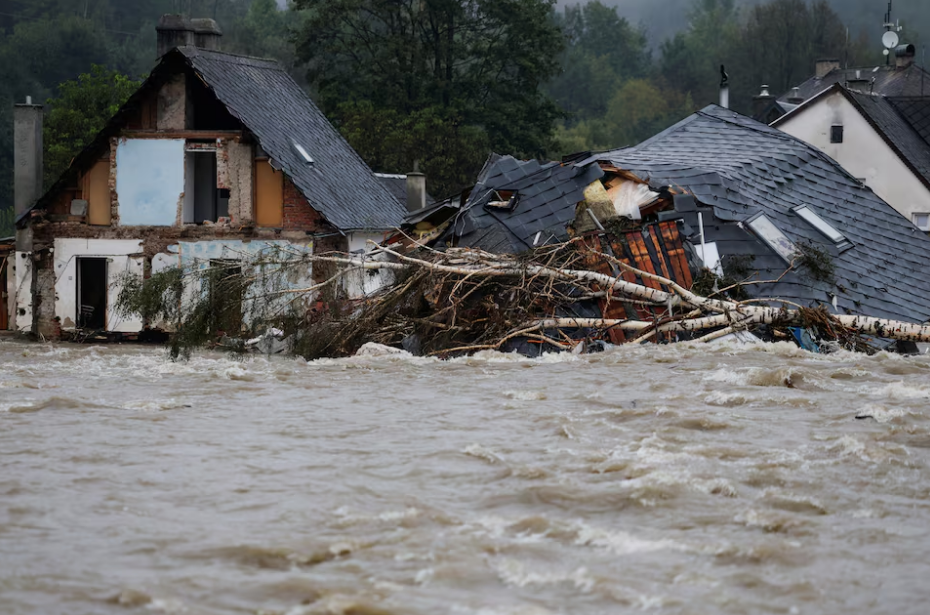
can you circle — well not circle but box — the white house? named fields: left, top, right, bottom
left=772, top=83, right=930, bottom=231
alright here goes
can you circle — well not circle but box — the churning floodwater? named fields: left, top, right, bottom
left=2, top=338, right=930, bottom=615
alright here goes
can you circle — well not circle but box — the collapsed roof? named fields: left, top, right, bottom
left=424, top=154, right=604, bottom=253
left=584, top=105, right=930, bottom=324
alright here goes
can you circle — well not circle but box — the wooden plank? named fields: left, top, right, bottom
left=626, top=234, right=662, bottom=290
left=120, top=130, right=244, bottom=140
left=659, top=221, right=693, bottom=288
left=647, top=225, right=672, bottom=282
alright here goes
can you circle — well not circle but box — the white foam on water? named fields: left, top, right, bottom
left=704, top=391, right=749, bottom=407
left=144, top=597, right=189, bottom=613
left=462, top=443, right=504, bottom=464
left=451, top=605, right=557, bottom=615
left=855, top=404, right=906, bottom=423
left=493, top=558, right=594, bottom=592
left=503, top=389, right=547, bottom=401
left=865, top=381, right=930, bottom=400
left=573, top=522, right=681, bottom=555
left=120, top=398, right=188, bottom=412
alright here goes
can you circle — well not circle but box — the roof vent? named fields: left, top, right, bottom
left=787, top=86, right=803, bottom=104
left=292, top=140, right=314, bottom=166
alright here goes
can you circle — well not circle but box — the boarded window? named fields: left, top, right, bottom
left=255, top=160, right=284, bottom=227
left=83, top=159, right=111, bottom=226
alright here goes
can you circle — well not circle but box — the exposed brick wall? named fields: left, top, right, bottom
left=283, top=177, right=328, bottom=231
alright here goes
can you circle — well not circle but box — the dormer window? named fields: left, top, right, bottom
left=830, top=125, right=844, bottom=143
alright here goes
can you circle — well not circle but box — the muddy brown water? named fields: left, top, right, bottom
left=2, top=338, right=930, bottom=614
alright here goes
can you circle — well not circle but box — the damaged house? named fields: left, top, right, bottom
left=6, top=16, right=406, bottom=338
left=399, top=104, right=930, bottom=346
left=771, top=83, right=930, bottom=231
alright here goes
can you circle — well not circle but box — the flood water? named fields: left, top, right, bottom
left=2, top=338, right=930, bottom=614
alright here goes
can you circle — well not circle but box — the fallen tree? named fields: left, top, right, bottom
left=116, top=236, right=930, bottom=359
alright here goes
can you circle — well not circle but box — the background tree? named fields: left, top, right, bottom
left=43, top=66, right=140, bottom=187
left=291, top=0, right=564, bottom=198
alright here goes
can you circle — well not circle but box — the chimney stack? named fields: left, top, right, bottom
left=13, top=97, right=43, bottom=218
left=787, top=86, right=804, bottom=105
left=815, top=59, right=840, bottom=79
left=406, top=162, right=427, bottom=213
left=191, top=18, right=223, bottom=51
left=157, top=15, right=222, bottom=58
left=719, top=64, right=729, bottom=109
left=752, top=85, right=774, bottom=120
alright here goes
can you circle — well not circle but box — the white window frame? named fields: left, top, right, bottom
left=745, top=214, right=797, bottom=263
left=792, top=205, right=847, bottom=245
left=913, top=212, right=930, bottom=232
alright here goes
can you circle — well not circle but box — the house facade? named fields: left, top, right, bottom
left=772, top=84, right=930, bottom=229
left=7, top=16, right=407, bottom=339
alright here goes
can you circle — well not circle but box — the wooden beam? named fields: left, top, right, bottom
left=120, top=130, right=245, bottom=140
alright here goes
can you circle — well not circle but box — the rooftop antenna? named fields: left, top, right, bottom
left=882, top=0, right=902, bottom=66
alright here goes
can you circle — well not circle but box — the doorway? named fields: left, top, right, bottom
left=77, top=257, right=108, bottom=330
left=0, top=255, right=7, bottom=330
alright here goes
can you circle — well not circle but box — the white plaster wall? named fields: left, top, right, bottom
left=155, top=239, right=314, bottom=332
left=53, top=239, right=144, bottom=333
left=345, top=232, right=391, bottom=298
left=12, top=252, right=32, bottom=333
left=776, top=92, right=930, bottom=223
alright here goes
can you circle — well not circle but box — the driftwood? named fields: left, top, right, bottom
left=118, top=236, right=930, bottom=359
left=297, top=239, right=930, bottom=353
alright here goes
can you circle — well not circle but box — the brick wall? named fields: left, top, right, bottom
left=283, top=177, right=327, bottom=231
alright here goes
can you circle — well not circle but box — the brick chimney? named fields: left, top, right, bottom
left=13, top=97, right=43, bottom=219
left=406, top=162, right=427, bottom=213
left=157, top=15, right=222, bottom=58
left=815, top=59, right=840, bottom=79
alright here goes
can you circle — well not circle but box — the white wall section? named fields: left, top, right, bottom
left=53, top=238, right=144, bottom=332
left=116, top=139, right=186, bottom=226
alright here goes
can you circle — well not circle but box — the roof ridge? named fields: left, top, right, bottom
left=176, top=46, right=283, bottom=67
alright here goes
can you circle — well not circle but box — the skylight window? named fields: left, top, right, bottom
left=747, top=214, right=796, bottom=262
left=793, top=205, right=846, bottom=244
left=291, top=139, right=314, bottom=165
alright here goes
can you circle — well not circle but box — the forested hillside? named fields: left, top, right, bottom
left=0, top=0, right=925, bottom=236
left=594, top=0, right=929, bottom=49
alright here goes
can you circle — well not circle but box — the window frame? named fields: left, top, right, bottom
left=792, top=205, right=849, bottom=247
left=912, top=212, right=930, bottom=232
left=745, top=213, right=797, bottom=264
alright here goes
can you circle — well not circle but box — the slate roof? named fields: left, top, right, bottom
left=846, top=90, right=930, bottom=190
left=434, top=154, right=603, bottom=253
left=178, top=47, right=405, bottom=231
left=777, top=63, right=930, bottom=106
left=888, top=96, right=930, bottom=142
left=583, top=105, right=930, bottom=325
